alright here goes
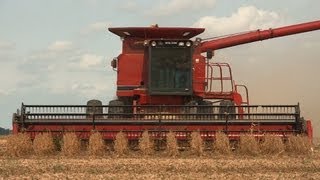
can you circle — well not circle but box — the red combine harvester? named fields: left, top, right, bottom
left=12, top=20, right=320, bottom=142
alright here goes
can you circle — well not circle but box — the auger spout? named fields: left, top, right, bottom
left=200, top=20, right=320, bottom=53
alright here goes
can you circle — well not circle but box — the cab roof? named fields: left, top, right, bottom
left=108, top=26, right=205, bottom=39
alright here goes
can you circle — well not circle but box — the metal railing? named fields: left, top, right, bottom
left=18, top=104, right=300, bottom=124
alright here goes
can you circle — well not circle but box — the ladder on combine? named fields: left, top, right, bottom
left=204, top=62, right=249, bottom=105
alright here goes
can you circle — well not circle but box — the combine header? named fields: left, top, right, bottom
left=12, top=20, right=320, bottom=142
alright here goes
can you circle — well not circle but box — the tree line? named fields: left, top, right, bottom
left=0, top=127, right=10, bottom=135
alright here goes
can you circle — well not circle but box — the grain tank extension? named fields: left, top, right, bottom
left=12, top=20, right=320, bottom=141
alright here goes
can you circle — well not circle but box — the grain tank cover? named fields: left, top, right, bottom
left=108, top=27, right=205, bottom=39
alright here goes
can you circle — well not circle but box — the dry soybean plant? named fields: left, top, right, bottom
left=139, top=130, right=154, bottom=156
left=190, top=131, right=204, bottom=156
left=33, top=132, right=55, bottom=155
left=114, top=131, right=128, bottom=156
left=260, top=134, right=285, bottom=155
left=88, top=131, right=106, bottom=156
left=238, top=134, right=259, bottom=156
left=286, top=135, right=312, bottom=155
left=61, top=132, right=81, bottom=156
left=6, top=133, right=33, bottom=157
left=166, top=131, right=179, bottom=157
left=213, top=132, right=231, bottom=155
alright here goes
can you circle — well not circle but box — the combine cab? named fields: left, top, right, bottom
left=12, top=20, right=320, bottom=143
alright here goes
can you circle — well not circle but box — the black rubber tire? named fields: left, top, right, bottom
left=218, top=100, right=236, bottom=119
left=86, top=99, right=103, bottom=118
left=108, top=100, right=124, bottom=114
left=197, top=100, right=213, bottom=114
left=184, top=100, right=197, bottom=114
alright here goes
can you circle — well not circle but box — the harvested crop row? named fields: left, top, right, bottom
left=114, top=131, right=129, bottom=156
left=4, top=132, right=313, bottom=157
left=88, top=131, right=106, bottom=156
left=6, top=133, right=32, bottom=157
left=286, top=135, right=312, bottom=155
left=61, top=132, right=81, bottom=156
left=166, top=131, right=179, bottom=157
left=139, top=130, right=154, bottom=156
left=190, top=131, right=203, bottom=156
left=213, top=132, right=231, bottom=155
left=33, top=132, right=55, bottom=155
left=260, top=134, right=285, bottom=155
left=238, top=134, right=260, bottom=156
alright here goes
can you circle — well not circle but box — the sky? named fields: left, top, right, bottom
left=0, top=0, right=319, bottom=136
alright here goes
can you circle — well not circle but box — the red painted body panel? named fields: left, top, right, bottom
left=109, top=27, right=204, bottom=39
left=192, top=54, right=206, bottom=95
left=306, top=120, right=313, bottom=141
left=117, top=53, right=145, bottom=86
left=12, top=122, right=18, bottom=134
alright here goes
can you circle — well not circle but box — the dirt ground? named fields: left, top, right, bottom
left=0, top=136, right=320, bottom=179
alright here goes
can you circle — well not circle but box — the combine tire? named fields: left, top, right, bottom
left=197, top=100, right=213, bottom=114
left=219, top=100, right=236, bottom=119
left=183, top=101, right=197, bottom=120
left=86, top=99, right=103, bottom=118
left=108, top=100, right=124, bottom=118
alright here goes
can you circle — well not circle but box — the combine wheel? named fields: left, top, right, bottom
left=108, top=100, right=124, bottom=118
left=299, top=118, right=307, bottom=133
left=184, top=101, right=197, bottom=113
left=197, top=100, right=213, bottom=113
left=86, top=99, right=103, bottom=118
left=197, top=100, right=213, bottom=120
left=183, top=100, right=214, bottom=120
left=183, top=101, right=197, bottom=120
left=219, top=100, right=236, bottom=119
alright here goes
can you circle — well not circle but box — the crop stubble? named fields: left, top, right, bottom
left=6, top=133, right=32, bottom=157
left=0, top=155, right=319, bottom=179
left=166, top=131, right=179, bottom=157
left=33, top=132, right=55, bottom=155
left=88, top=131, right=106, bottom=156
left=3, top=132, right=314, bottom=157
left=0, top=134, right=319, bottom=179
left=114, top=131, right=129, bottom=156
left=213, top=131, right=231, bottom=155
left=61, top=132, right=81, bottom=156
left=139, top=130, right=154, bottom=156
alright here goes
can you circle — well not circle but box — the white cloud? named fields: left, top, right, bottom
left=0, top=88, right=16, bottom=97
left=24, top=50, right=113, bottom=98
left=47, top=73, right=115, bottom=98
left=88, top=22, right=108, bottom=32
left=79, top=54, right=103, bottom=68
left=24, top=44, right=104, bottom=74
left=48, top=41, right=73, bottom=51
left=71, top=82, right=111, bottom=97
left=0, top=89, right=10, bottom=96
left=0, top=61, right=27, bottom=96
left=23, top=44, right=81, bottom=74
left=18, top=42, right=109, bottom=97
left=119, top=1, right=138, bottom=11
left=0, top=40, right=15, bottom=51
left=84, top=0, right=100, bottom=6
left=82, top=21, right=111, bottom=34
left=193, top=6, right=284, bottom=37
left=150, top=0, right=216, bottom=16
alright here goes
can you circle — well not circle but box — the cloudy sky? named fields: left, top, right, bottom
left=0, top=0, right=319, bottom=135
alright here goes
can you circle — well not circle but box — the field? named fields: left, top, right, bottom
left=0, top=136, right=320, bottom=179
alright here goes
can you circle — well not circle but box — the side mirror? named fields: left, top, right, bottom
left=111, top=57, right=117, bottom=69
left=206, top=50, right=214, bottom=59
